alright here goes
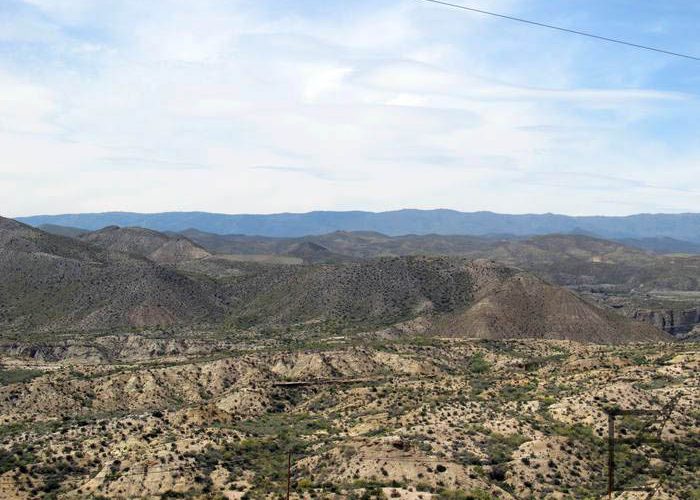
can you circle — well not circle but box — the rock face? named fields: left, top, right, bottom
left=632, top=307, right=700, bottom=335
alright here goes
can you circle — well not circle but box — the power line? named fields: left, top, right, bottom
left=419, top=0, right=700, bottom=61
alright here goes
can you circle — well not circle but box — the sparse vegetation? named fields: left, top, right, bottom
left=0, top=332, right=694, bottom=498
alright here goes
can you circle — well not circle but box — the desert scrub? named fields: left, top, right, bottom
left=437, top=488, right=491, bottom=500
left=0, top=368, right=43, bottom=385
left=484, top=433, right=528, bottom=464
left=467, top=353, right=490, bottom=374
left=200, top=413, right=338, bottom=495
left=497, top=380, right=537, bottom=402
left=0, top=445, right=37, bottom=475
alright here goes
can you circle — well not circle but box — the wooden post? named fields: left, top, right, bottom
left=608, top=412, right=615, bottom=499
left=286, top=451, right=292, bottom=500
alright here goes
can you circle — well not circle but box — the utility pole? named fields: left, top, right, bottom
left=607, top=410, right=615, bottom=499
left=286, top=451, right=292, bottom=500
left=604, top=406, right=662, bottom=499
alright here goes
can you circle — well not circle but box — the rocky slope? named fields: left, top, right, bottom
left=224, top=257, right=668, bottom=343
left=182, top=230, right=700, bottom=290
left=0, top=217, right=224, bottom=331
left=0, top=217, right=669, bottom=342
left=80, top=225, right=210, bottom=264
left=37, top=223, right=88, bottom=238
left=184, top=230, right=700, bottom=335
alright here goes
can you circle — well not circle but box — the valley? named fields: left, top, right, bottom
left=5, top=0, right=700, bottom=497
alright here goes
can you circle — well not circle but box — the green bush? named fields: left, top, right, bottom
left=468, top=353, right=490, bottom=374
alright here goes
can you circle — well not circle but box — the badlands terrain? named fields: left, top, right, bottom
left=0, top=331, right=697, bottom=498
left=0, top=215, right=698, bottom=498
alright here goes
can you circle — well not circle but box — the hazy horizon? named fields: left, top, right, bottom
left=10, top=207, right=700, bottom=219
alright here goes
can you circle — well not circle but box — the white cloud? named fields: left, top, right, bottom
left=1, top=0, right=698, bottom=217
left=0, top=72, right=59, bottom=134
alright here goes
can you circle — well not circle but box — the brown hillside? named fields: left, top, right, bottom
left=0, top=217, right=223, bottom=331
left=80, top=226, right=210, bottom=264
left=0, top=217, right=670, bottom=342
left=435, top=260, right=666, bottom=343
left=226, top=256, right=669, bottom=343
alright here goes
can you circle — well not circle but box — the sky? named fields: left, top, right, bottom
left=1, top=0, right=699, bottom=217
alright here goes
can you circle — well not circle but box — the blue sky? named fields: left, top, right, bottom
left=1, top=0, right=699, bottom=217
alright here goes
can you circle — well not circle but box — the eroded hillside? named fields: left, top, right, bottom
left=0, top=332, right=696, bottom=498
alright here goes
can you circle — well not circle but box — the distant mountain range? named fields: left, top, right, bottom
left=17, top=209, right=700, bottom=242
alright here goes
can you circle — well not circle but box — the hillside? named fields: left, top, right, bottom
left=0, top=217, right=223, bottom=331
left=223, top=257, right=667, bottom=343
left=282, top=241, right=350, bottom=264
left=18, top=209, right=700, bottom=241
left=181, top=230, right=700, bottom=336
left=37, top=223, right=88, bottom=238
left=79, top=226, right=210, bottom=264
left=182, top=230, right=700, bottom=291
left=180, top=229, right=508, bottom=258
left=617, top=236, right=700, bottom=254
left=0, top=217, right=669, bottom=342
left=0, top=334, right=695, bottom=498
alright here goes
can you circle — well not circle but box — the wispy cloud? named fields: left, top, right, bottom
left=250, top=165, right=334, bottom=180
left=101, top=156, right=211, bottom=171
left=0, top=0, right=698, bottom=217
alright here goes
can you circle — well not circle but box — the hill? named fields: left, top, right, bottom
left=282, top=241, right=349, bottom=264
left=224, top=256, right=667, bottom=343
left=0, top=334, right=694, bottom=498
left=17, top=209, right=700, bottom=241
left=37, top=223, right=88, bottom=238
left=180, top=230, right=700, bottom=336
left=179, top=229, right=516, bottom=258
left=0, top=217, right=223, bottom=331
left=0, top=217, right=669, bottom=342
left=182, top=230, right=700, bottom=291
left=79, top=226, right=210, bottom=264
left=617, top=236, right=700, bottom=255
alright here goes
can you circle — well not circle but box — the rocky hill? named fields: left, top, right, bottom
left=182, top=230, right=700, bottom=291
left=282, top=241, right=350, bottom=264
left=37, top=223, right=88, bottom=238
left=179, top=230, right=700, bottom=336
left=224, top=257, right=667, bottom=343
left=0, top=217, right=224, bottom=331
left=0, top=217, right=669, bottom=342
left=79, top=226, right=210, bottom=264
left=0, top=334, right=695, bottom=498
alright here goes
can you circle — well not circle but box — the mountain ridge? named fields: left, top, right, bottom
left=17, top=209, right=700, bottom=242
left=0, top=215, right=669, bottom=342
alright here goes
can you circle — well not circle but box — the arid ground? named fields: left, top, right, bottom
left=0, top=330, right=697, bottom=499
